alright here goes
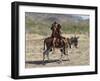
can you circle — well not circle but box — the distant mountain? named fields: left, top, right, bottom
left=25, top=12, right=83, bottom=23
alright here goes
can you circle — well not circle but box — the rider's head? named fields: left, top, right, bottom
left=54, top=21, right=57, bottom=24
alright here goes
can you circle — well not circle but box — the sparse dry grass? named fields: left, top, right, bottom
left=25, top=33, right=89, bottom=68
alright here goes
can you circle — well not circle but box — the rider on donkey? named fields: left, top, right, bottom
left=51, top=21, right=60, bottom=47
left=50, top=21, right=65, bottom=48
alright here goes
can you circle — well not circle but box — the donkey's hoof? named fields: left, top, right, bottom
left=57, top=61, right=61, bottom=64
left=42, top=63, right=46, bottom=65
left=64, top=53, right=68, bottom=55
left=42, top=61, right=46, bottom=65
left=67, top=59, right=70, bottom=61
left=58, top=60, right=62, bottom=64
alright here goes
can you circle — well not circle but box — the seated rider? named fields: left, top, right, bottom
left=51, top=21, right=64, bottom=47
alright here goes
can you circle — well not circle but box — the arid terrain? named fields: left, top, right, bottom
left=25, top=33, right=89, bottom=68
left=25, top=12, right=90, bottom=68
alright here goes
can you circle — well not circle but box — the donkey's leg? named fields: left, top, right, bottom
left=59, top=48, right=64, bottom=63
left=46, top=47, right=52, bottom=62
left=43, top=49, right=48, bottom=65
left=43, top=51, right=46, bottom=64
left=63, top=47, right=66, bottom=55
left=46, top=50, right=49, bottom=62
left=47, top=53, right=49, bottom=62
left=65, top=48, right=70, bottom=61
left=64, top=47, right=67, bottom=55
left=60, top=52, right=63, bottom=63
left=60, top=48, right=70, bottom=62
left=65, top=47, right=68, bottom=55
left=52, top=38, right=56, bottom=54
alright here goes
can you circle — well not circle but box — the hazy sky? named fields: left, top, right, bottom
left=81, top=15, right=89, bottom=20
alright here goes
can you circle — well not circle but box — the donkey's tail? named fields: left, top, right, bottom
left=43, top=40, right=45, bottom=50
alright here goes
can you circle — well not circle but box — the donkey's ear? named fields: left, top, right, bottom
left=77, top=36, right=79, bottom=39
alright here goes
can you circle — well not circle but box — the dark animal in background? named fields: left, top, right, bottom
left=69, top=36, right=79, bottom=48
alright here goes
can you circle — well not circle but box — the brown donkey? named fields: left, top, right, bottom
left=43, top=37, right=70, bottom=64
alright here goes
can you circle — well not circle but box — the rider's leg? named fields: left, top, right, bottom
left=52, top=37, right=56, bottom=54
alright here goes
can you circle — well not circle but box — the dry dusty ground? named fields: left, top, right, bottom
left=25, top=33, right=89, bottom=68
